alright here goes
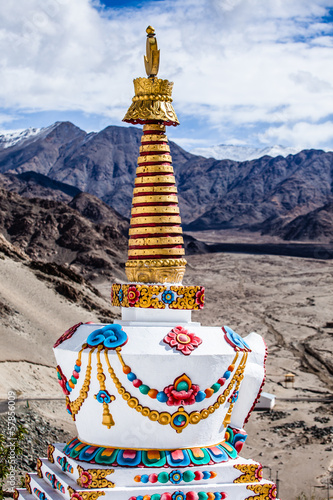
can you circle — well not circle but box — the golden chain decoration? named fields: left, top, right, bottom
left=77, top=466, right=115, bottom=489
left=66, top=347, right=94, bottom=420
left=104, top=348, right=247, bottom=433
left=233, top=463, right=262, bottom=483
left=116, top=349, right=239, bottom=396
left=96, top=347, right=115, bottom=429
left=222, top=352, right=248, bottom=428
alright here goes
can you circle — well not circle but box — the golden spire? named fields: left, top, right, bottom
left=123, top=28, right=186, bottom=284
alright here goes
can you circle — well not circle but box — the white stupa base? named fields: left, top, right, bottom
left=17, top=442, right=278, bottom=500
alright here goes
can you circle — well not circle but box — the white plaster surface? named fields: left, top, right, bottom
left=54, top=315, right=266, bottom=449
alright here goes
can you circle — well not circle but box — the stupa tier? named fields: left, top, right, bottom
left=16, top=26, right=278, bottom=500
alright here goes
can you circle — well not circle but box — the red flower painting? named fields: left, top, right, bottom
left=163, top=326, right=202, bottom=356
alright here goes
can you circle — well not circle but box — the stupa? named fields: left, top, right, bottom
left=16, top=27, right=278, bottom=500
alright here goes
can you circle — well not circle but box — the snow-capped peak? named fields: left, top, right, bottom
left=0, top=127, right=42, bottom=150
left=190, top=144, right=301, bottom=161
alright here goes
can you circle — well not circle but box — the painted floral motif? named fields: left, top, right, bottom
left=162, top=290, right=175, bottom=304
left=169, top=471, right=183, bottom=484
left=111, top=284, right=205, bottom=310
left=163, top=326, right=202, bottom=356
left=195, top=288, right=205, bottom=309
left=129, top=493, right=226, bottom=500
left=164, top=374, right=199, bottom=406
left=128, top=285, right=140, bottom=306
left=80, top=471, right=93, bottom=487
left=70, top=493, right=83, bottom=500
left=172, top=492, right=185, bottom=500
left=87, top=324, right=128, bottom=349
left=56, top=365, right=70, bottom=395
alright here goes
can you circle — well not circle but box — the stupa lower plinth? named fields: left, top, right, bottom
left=16, top=27, right=278, bottom=500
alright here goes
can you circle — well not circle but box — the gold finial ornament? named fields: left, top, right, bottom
left=123, top=27, right=179, bottom=126
left=144, top=26, right=160, bottom=77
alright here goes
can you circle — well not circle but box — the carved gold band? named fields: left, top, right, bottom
left=136, top=164, right=174, bottom=175
left=128, top=248, right=185, bottom=257
left=132, top=194, right=179, bottom=204
left=141, top=134, right=168, bottom=143
left=137, top=154, right=172, bottom=164
left=143, top=124, right=166, bottom=131
left=132, top=95, right=173, bottom=102
left=135, top=175, right=175, bottom=185
left=130, top=215, right=181, bottom=224
left=129, top=226, right=183, bottom=236
left=131, top=206, right=180, bottom=216
left=128, top=236, right=184, bottom=247
left=125, top=258, right=187, bottom=267
left=133, top=185, right=178, bottom=194
left=140, top=144, right=170, bottom=153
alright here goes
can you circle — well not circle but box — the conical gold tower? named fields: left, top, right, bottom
left=123, top=26, right=186, bottom=284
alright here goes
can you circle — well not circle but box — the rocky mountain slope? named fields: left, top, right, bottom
left=0, top=122, right=332, bottom=238
left=0, top=188, right=128, bottom=281
left=261, top=202, right=333, bottom=241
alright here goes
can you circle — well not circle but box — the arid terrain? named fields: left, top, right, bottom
left=0, top=234, right=332, bottom=500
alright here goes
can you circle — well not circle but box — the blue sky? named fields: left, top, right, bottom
left=0, top=0, right=333, bottom=151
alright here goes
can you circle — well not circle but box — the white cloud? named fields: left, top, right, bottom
left=259, top=121, right=333, bottom=149
left=0, top=0, right=332, bottom=147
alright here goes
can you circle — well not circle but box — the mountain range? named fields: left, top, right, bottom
left=0, top=121, right=332, bottom=242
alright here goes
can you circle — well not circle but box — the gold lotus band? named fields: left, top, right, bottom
left=125, top=258, right=187, bottom=268
left=129, top=236, right=184, bottom=247
left=136, top=164, right=174, bottom=175
left=131, top=206, right=179, bottom=216
left=140, top=144, right=170, bottom=153
left=124, top=258, right=187, bottom=283
left=133, top=194, right=179, bottom=204
left=138, top=154, right=172, bottom=164
left=135, top=175, right=175, bottom=185
left=133, top=185, right=178, bottom=194
left=141, top=134, right=168, bottom=143
left=129, top=226, right=183, bottom=236
left=128, top=247, right=185, bottom=257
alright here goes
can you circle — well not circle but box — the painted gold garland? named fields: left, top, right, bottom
left=77, top=465, right=115, bottom=489
left=233, top=463, right=262, bottom=483
left=68, top=486, right=105, bottom=500
left=104, top=348, right=247, bottom=433
left=245, top=483, right=277, bottom=500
